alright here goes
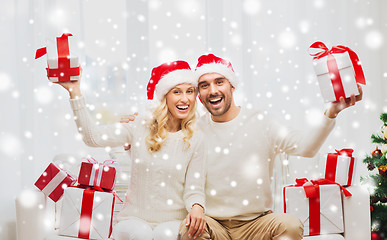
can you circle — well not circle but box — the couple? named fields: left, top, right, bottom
left=57, top=53, right=362, bottom=240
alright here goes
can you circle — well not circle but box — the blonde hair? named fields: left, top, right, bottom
left=146, top=96, right=197, bottom=153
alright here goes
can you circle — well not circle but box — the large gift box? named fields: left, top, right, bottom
left=320, top=149, right=356, bottom=186
left=283, top=178, right=351, bottom=236
left=309, top=42, right=366, bottom=103
left=59, top=187, right=115, bottom=239
left=78, top=158, right=116, bottom=191
left=35, top=33, right=81, bottom=82
left=35, top=163, right=77, bottom=202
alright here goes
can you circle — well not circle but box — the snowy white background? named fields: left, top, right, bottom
left=1, top=0, right=387, bottom=239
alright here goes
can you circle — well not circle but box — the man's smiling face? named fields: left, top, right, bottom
left=197, top=72, right=235, bottom=117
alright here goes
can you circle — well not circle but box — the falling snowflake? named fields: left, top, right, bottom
left=365, top=30, right=383, bottom=49
left=0, top=72, right=12, bottom=91
left=277, top=29, right=297, bottom=49
left=243, top=0, right=261, bottom=15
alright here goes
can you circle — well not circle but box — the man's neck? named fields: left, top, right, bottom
left=211, top=103, right=241, bottom=123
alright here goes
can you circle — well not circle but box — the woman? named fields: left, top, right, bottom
left=56, top=60, right=206, bottom=240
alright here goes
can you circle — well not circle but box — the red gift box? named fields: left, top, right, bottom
left=34, top=163, right=77, bottom=202
left=35, top=33, right=81, bottom=82
left=78, top=158, right=116, bottom=190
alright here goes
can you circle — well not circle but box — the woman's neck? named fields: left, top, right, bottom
left=167, top=115, right=182, bottom=132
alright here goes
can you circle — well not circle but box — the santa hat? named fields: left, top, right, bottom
left=147, top=60, right=196, bottom=100
left=195, top=54, right=238, bottom=88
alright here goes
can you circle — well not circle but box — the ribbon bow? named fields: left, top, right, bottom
left=309, top=41, right=366, bottom=85
left=75, top=184, right=123, bottom=202
left=83, top=157, right=116, bottom=167
left=335, top=148, right=354, bottom=157
left=35, top=33, right=73, bottom=59
left=284, top=178, right=351, bottom=211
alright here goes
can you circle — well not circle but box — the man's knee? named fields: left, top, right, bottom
left=275, top=213, right=303, bottom=240
left=178, top=220, right=209, bottom=240
left=178, top=220, right=190, bottom=240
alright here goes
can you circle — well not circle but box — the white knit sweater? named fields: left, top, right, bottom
left=198, top=107, right=335, bottom=220
left=70, top=97, right=206, bottom=225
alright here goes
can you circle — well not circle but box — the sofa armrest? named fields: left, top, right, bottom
left=15, top=189, right=56, bottom=240
left=342, top=185, right=371, bottom=240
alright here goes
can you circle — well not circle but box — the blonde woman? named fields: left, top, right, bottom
left=56, top=61, right=206, bottom=240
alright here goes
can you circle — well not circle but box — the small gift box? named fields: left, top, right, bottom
left=320, top=148, right=356, bottom=186
left=34, top=163, right=77, bottom=202
left=35, top=33, right=81, bottom=82
left=78, top=158, right=117, bottom=190
left=59, top=187, right=115, bottom=239
left=309, top=42, right=366, bottom=103
left=283, top=178, right=351, bottom=236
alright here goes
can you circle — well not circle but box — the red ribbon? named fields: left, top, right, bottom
left=309, top=42, right=366, bottom=101
left=82, top=157, right=117, bottom=188
left=73, top=185, right=122, bottom=239
left=283, top=178, right=351, bottom=236
left=325, top=149, right=354, bottom=186
left=35, top=33, right=80, bottom=82
left=78, top=189, right=94, bottom=239
left=76, top=184, right=123, bottom=203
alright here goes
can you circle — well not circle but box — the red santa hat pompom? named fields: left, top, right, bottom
left=195, top=54, right=238, bottom=88
left=147, top=60, right=196, bottom=101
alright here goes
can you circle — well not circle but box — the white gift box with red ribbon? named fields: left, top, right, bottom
left=35, top=33, right=81, bottom=82
left=283, top=178, right=352, bottom=236
left=320, top=149, right=356, bottom=186
left=59, top=187, right=115, bottom=240
left=309, top=42, right=366, bottom=103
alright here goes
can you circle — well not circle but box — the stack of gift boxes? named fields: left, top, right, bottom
left=35, top=158, right=120, bottom=239
left=283, top=149, right=355, bottom=236
left=283, top=42, right=366, bottom=237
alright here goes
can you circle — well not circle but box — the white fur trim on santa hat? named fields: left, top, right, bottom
left=195, top=63, right=238, bottom=88
left=154, top=69, right=196, bottom=100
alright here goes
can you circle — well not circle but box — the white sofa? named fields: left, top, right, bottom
left=15, top=153, right=371, bottom=240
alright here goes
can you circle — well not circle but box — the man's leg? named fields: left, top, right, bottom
left=230, top=212, right=303, bottom=240
left=178, top=216, right=231, bottom=240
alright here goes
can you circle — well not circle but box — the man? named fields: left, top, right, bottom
left=177, top=54, right=362, bottom=240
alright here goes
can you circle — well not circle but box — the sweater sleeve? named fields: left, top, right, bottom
left=269, top=113, right=336, bottom=158
left=183, top=132, right=207, bottom=212
left=70, top=96, right=134, bottom=148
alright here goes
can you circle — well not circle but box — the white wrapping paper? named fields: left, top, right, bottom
left=283, top=184, right=344, bottom=236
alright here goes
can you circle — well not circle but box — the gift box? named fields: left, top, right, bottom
left=35, top=33, right=81, bottom=82
left=309, top=42, right=366, bottom=103
left=320, top=149, right=356, bottom=186
left=59, top=187, right=115, bottom=239
left=34, top=163, right=77, bottom=202
left=283, top=178, right=351, bottom=236
left=78, top=158, right=116, bottom=191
